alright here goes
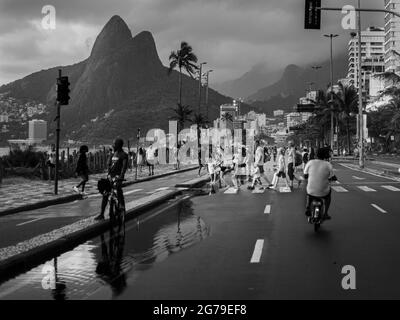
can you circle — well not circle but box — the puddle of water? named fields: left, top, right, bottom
left=0, top=199, right=210, bottom=300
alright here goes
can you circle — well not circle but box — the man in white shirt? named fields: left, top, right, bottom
left=146, top=144, right=156, bottom=176
left=248, top=140, right=271, bottom=190
left=304, top=148, right=336, bottom=219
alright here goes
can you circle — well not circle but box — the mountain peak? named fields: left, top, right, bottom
left=90, top=15, right=132, bottom=58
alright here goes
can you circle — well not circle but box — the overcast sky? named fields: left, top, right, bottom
left=0, top=0, right=386, bottom=86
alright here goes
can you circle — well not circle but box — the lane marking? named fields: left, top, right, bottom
left=358, top=186, right=377, bottom=192
left=264, top=205, right=271, bottom=214
left=224, top=188, right=238, bottom=194
left=381, top=185, right=400, bottom=192
left=154, top=187, right=170, bottom=191
left=16, top=217, right=45, bottom=227
left=371, top=204, right=387, bottom=214
left=339, top=163, right=400, bottom=182
left=124, top=189, right=143, bottom=195
left=352, top=176, right=365, bottom=180
left=332, top=186, right=348, bottom=192
left=250, top=239, right=264, bottom=263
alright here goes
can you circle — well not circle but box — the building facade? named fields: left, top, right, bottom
left=28, top=120, right=47, bottom=143
left=384, top=0, right=400, bottom=74
left=348, top=26, right=385, bottom=97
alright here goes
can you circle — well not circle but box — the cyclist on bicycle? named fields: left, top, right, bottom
left=95, top=138, right=128, bottom=221
left=303, top=148, right=336, bottom=220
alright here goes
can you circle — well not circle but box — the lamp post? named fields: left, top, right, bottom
left=135, top=128, right=140, bottom=180
left=203, top=69, right=213, bottom=119
left=357, top=0, right=365, bottom=168
left=324, top=33, right=339, bottom=155
left=198, top=62, right=207, bottom=113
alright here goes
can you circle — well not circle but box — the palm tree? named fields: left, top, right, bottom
left=170, top=104, right=193, bottom=135
left=168, top=41, right=198, bottom=106
left=220, top=112, right=234, bottom=130
left=191, top=112, right=209, bottom=175
left=332, top=81, right=359, bottom=154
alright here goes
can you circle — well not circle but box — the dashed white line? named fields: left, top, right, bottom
left=371, top=204, right=387, bottom=214
left=358, top=186, right=377, bottom=192
left=381, top=185, right=400, bottom=192
left=264, top=205, right=271, bottom=214
left=332, top=186, right=349, bottom=192
left=124, top=189, right=143, bottom=195
left=250, top=239, right=264, bottom=263
left=17, top=217, right=45, bottom=227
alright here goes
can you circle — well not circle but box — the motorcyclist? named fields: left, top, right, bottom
left=304, top=147, right=337, bottom=220
left=95, top=138, right=128, bottom=221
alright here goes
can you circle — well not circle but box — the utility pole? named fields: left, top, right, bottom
left=324, top=33, right=338, bottom=155
left=198, top=62, right=207, bottom=113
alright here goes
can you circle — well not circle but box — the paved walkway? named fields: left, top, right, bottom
left=0, top=165, right=192, bottom=214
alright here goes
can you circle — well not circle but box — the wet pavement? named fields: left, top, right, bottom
left=0, top=197, right=210, bottom=300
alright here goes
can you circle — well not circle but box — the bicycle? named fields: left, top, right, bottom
left=98, top=176, right=126, bottom=227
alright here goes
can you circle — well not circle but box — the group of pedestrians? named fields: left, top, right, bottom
left=205, top=140, right=320, bottom=194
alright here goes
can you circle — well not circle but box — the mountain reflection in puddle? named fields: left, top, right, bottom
left=0, top=198, right=210, bottom=300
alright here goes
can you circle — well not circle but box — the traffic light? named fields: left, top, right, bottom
left=305, top=0, right=321, bottom=30
left=57, top=76, right=70, bottom=105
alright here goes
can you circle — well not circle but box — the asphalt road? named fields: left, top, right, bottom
left=1, top=162, right=400, bottom=299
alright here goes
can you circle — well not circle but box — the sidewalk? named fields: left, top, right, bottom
left=0, top=165, right=195, bottom=216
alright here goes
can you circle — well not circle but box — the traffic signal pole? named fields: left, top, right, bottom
left=305, top=1, right=400, bottom=168
left=54, top=69, right=61, bottom=195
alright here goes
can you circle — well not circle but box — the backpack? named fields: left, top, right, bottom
left=295, top=152, right=303, bottom=167
left=263, top=147, right=271, bottom=163
left=302, top=152, right=309, bottom=164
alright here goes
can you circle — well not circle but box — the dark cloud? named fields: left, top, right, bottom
left=0, top=0, right=387, bottom=85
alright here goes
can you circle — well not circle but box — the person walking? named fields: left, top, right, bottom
left=232, top=146, right=247, bottom=190
left=287, top=141, right=302, bottom=189
left=146, top=144, right=156, bottom=176
left=271, top=147, right=290, bottom=190
left=302, top=147, right=309, bottom=170
left=73, top=145, right=89, bottom=195
left=253, top=140, right=272, bottom=189
left=47, top=148, right=56, bottom=181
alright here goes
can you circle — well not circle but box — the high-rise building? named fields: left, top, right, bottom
left=384, top=0, right=400, bottom=74
left=28, top=120, right=47, bottom=143
left=348, top=26, right=385, bottom=96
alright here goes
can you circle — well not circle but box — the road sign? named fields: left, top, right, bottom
left=305, top=0, right=321, bottom=30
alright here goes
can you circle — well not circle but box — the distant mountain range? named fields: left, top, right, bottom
left=213, top=63, right=281, bottom=99
left=246, top=54, right=349, bottom=115
left=0, top=16, right=246, bottom=143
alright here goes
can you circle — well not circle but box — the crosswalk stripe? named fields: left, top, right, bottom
left=279, top=187, right=291, bottom=193
left=252, top=188, right=265, bottom=194
left=381, top=185, right=400, bottom=192
left=264, top=205, right=271, bottom=214
left=124, top=189, right=143, bottom=195
left=250, top=239, right=264, bottom=263
left=371, top=204, right=387, bottom=214
left=352, top=176, right=365, bottom=180
left=358, top=186, right=377, bottom=192
left=224, top=187, right=238, bottom=194
left=154, top=187, right=170, bottom=191
left=332, top=186, right=348, bottom=192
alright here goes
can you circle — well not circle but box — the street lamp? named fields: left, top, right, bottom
left=324, top=33, right=339, bottom=155
left=203, top=69, right=213, bottom=119
left=198, top=62, right=207, bottom=113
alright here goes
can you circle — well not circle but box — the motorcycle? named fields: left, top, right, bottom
left=306, top=175, right=337, bottom=232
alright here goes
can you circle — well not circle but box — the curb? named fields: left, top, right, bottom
left=0, top=189, right=184, bottom=280
left=0, top=166, right=198, bottom=218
